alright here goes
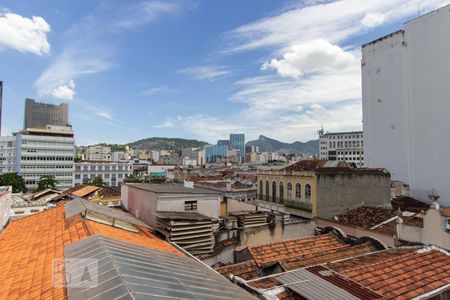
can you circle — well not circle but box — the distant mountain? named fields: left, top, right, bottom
left=246, top=135, right=319, bottom=155
left=127, top=137, right=208, bottom=150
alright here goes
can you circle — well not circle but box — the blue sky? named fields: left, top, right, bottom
left=0, top=0, right=448, bottom=145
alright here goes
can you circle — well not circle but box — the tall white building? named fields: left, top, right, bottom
left=0, top=136, right=16, bottom=174
left=318, top=129, right=364, bottom=167
left=362, top=5, right=450, bottom=204
left=15, top=125, right=75, bottom=190
left=85, top=145, right=111, bottom=161
left=73, top=161, right=133, bottom=187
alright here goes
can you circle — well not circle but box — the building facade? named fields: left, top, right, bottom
left=230, top=133, right=245, bottom=163
left=15, top=125, right=75, bottom=190
left=318, top=129, right=364, bottom=167
left=0, top=136, right=16, bottom=174
left=205, top=144, right=228, bottom=163
left=256, top=160, right=391, bottom=218
left=73, top=161, right=133, bottom=187
left=85, top=145, right=111, bottom=161
left=362, top=5, right=450, bottom=204
left=24, top=98, right=68, bottom=129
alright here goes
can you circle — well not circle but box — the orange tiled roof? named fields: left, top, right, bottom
left=280, top=243, right=375, bottom=271
left=329, top=248, right=450, bottom=300
left=0, top=205, right=182, bottom=300
left=248, top=234, right=345, bottom=267
left=216, top=260, right=261, bottom=280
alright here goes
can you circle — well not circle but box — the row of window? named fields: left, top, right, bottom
left=75, top=165, right=132, bottom=171
left=75, top=173, right=127, bottom=180
left=259, top=180, right=312, bottom=201
left=21, top=156, right=73, bottom=161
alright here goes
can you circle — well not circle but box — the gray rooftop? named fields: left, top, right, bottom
left=154, top=211, right=212, bottom=220
left=127, top=183, right=221, bottom=195
left=65, top=235, right=255, bottom=300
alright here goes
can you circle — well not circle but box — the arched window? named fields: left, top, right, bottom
left=279, top=182, right=284, bottom=202
left=305, top=184, right=311, bottom=200
left=295, top=183, right=301, bottom=199
left=287, top=183, right=292, bottom=200
left=265, top=181, right=270, bottom=201
left=259, top=180, right=263, bottom=197
left=272, top=181, right=277, bottom=203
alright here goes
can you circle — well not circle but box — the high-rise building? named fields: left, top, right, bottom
left=318, top=129, right=364, bottom=167
left=229, top=133, right=245, bottom=163
left=24, top=98, right=69, bottom=129
left=0, top=81, right=3, bottom=135
left=217, top=140, right=230, bottom=147
left=15, top=125, right=75, bottom=190
left=362, top=4, right=450, bottom=204
left=205, top=144, right=228, bottom=163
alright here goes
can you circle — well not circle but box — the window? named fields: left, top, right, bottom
left=287, top=183, right=292, bottom=200
left=184, top=201, right=197, bottom=211
left=295, top=183, right=301, bottom=198
left=272, top=181, right=277, bottom=203
left=259, top=180, right=263, bottom=196
left=279, top=182, right=284, bottom=201
left=305, top=184, right=311, bottom=200
left=265, top=181, right=270, bottom=201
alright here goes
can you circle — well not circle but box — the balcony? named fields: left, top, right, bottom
left=256, top=194, right=312, bottom=212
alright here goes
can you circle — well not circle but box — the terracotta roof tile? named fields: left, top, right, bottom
left=329, top=247, right=450, bottom=300
left=215, top=260, right=261, bottom=280
left=248, top=234, right=346, bottom=267
left=0, top=205, right=182, bottom=300
left=282, top=159, right=326, bottom=172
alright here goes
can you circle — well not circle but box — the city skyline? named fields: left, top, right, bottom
left=0, top=0, right=448, bottom=146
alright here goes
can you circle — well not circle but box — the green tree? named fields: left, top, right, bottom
left=36, top=175, right=58, bottom=191
left=0, top=173, right=27, bottom=193
left=89, top=176, right=104, bottom=186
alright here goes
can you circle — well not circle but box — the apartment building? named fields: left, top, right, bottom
left=16, top=125, right=75, bottom=190
left=318, top=129, right=364, bottom=167
left=73, top=161, right=133, bottom=187
left=0, top=136, right=16, bottom=174
left=85, top=145, right=111, bottom=161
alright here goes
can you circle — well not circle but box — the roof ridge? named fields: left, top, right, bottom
left=250, top=233, right=334, bottom=250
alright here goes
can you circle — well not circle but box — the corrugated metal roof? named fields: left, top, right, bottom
left=65, top=235, right=256, bottom=300
left=64, top=197, right=150, bottom=228
left=127, top=183, right=221, bottom=194
left=278, top=268, right=361, bottom=300
left=71, top=185, right=100, bottom=197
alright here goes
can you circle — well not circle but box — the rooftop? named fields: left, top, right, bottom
left=0, top=203, right=182, bottom=299
left=126, top=183, right=221, bottom=194
left=329, top=247, right=450, bottom=300
left=282, top=159, right=326, bottom=172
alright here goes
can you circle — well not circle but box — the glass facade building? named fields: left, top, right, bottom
left=229, top=133, right=245, bottom=163
left=205, top=144, right=228, bottom=163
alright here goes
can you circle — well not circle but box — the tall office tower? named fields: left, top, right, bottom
left=24, top=98, right=69, bottom=129
left=15, top=125, right=75, bottom=190
left=0, top=81, right=3, bottom=135
left=362, top=5, right=450, bottom=204
left=229, top=133, right=245, bottom=163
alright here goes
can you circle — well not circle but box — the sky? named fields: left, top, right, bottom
left=0, top=0, right=448, bottom=146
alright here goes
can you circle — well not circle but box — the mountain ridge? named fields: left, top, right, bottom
left=246, top=135, right=318, bottom=155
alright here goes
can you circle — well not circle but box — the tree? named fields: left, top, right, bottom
left=89, top=176, right=104, bottom=186
left=0, top=173, right=27, bottom=193
left=36, top=175, right=58, bottom=191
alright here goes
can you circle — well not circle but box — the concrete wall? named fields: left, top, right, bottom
left=122, top=184, right=221, bottom=228
left=226, top=199, right=257, bottom=213
left=397, top=206, right=450, bottom=250
left=239, top=221, right=315, bottom=247
left=0, top=188, right=11, bottom=231
left=316, top=218, right=394, bottom=248
left=316, top=172, right=391, bottom=218
left=363, top=5, right=450, bottom=204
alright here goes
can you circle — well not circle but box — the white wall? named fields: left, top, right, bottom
left=363, top=5, right=450, bottom=204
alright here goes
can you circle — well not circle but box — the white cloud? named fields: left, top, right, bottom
left=153, top=117, right=176, bottom=128
left=261, top=39, right=354, bottom=79
left=95, top=111, right=114, bottom=121
left=221, top=0, right=449, bottom=53
left=50, top=79, right=76, bottom=100
left=177, top=66, right=230, bottom=80
left=0, top=12, right=50, bottom=55
left=116, top=1, right=181, bottom=29
left=361, top=12, right=386, bottom=27
left=139, top=85, right=176, bottom=96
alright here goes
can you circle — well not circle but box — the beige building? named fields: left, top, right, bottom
left=256, top=160, right=391, bottom=218
left=85, top=145, right=111, bottom=161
